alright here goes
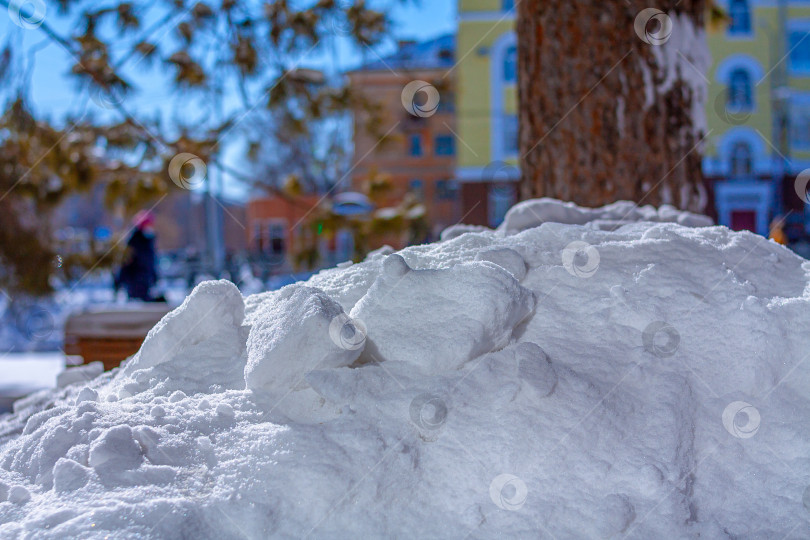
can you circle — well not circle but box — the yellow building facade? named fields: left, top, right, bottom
left=453, top=1, right=810, bottom=237
left=705, top=0, right=810, bottom=236
left=455, top=0, right=518, bottom=227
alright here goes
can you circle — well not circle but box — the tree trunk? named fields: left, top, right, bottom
left=516, top=1, right=709, bottom=212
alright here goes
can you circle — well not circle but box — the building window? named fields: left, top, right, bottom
left=728, top=0, right=751, bottom=35
left=268, top=222, right=286, bottom=256
left=409, top=134, right=423, bottom=156
left=791, top=103, right=810, bottom=150
left=789, top=31, right=810, bottom=74
left=730, top=142, right=753, bottom=178
left=435, top=135, right=456, bottom=156
left=253, top=223, right=264, bottom=252
left=489, top=184, right=516, bottom=227
left=504, top=115, right=519, bottom=156
left=502, top=0, right=515, bottom=11
left=409, top=179, right=424, bottom=200
left=436, top=179, right=458, bottom=200
left=335, top=229, right=354, bottom=262
left=504, top=45, right=517, bottom=83
left=728, top=68, right=753, bottom=110
left=438, top=91, right=455, bottom=113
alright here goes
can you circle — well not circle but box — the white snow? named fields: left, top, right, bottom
left=0, top=353, right=64, bottom=414
left=0, top=198, right=808, bottom=538
left=498, top=197, right=713, bottom=234
left=244, top=285, right=362, bottom=393
left=351, top=254, right=535, bottom=374
left=649, top=11, right=711, bottom=140
left=0, top=354, right=63, bottom=393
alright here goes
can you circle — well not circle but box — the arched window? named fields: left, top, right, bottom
left=503, top=45, right=517, bottom=83
left=728, top=68, right=753, bottom=110
left=729, top=0, right=751, bottom=35
left=730, top=142, right=753, bottom=178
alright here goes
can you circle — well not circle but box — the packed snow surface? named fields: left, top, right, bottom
left=1, top=199, right=809, bottom=539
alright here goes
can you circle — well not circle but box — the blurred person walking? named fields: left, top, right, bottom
left=115, top=211, right=162, bottom=302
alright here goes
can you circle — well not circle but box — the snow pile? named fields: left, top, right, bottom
left=245, top=285, right=361, bottom=393
left=498, top=197, right=714, bottom=233
left=1, top=199, right=809, bottom=538
left=351, top=253, right=535, bottom=374
left=441, top=198, right=713, bottom=241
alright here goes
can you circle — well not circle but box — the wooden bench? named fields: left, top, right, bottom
left=63, top=305, right=173, bottom=371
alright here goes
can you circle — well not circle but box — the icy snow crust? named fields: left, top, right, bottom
left=2, top=200, right=810, bottom=538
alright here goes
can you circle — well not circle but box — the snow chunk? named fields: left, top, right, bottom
left=74, top=387, right=98, bottom=404
left=215, top=403, right=234, bottom=418
left=52, top=458, right=90, bottom=492
left=7, top=486, right=30, bottom=505
left=351, top=254, right=536, bottom=373
left=88, top=426, right=142, bottom=471
left=149, top=405, right=165, bottom=418
left=126, top=280, right=244, bottom=373
left=244, top=285, right=364, bottom=393
left=121, top=280, right=248, bottom=394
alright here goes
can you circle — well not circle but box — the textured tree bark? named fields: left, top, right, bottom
left=516, top=1, right=708, bottom=212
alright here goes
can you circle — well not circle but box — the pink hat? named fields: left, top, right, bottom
left=133, top=210, right=155, bottom=229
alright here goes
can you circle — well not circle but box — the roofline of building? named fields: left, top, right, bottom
left=346, top=33, right=456, bottom=75
left=346, top=65, right=452, bottom=76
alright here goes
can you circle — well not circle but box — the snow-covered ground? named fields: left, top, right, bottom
left=0, top=199, right=808, bottom=538
left=0, top=354, right=64, bottom=414
left=0, top=274, right=311, bottom=355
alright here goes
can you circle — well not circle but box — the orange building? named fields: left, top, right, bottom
left=347, top=35, right=461, bottom=240
left=248, top=195, right=313, bottom=266
left=245, top=194, right=354, bottom=272
left=245, top=35, right=460, bottom=273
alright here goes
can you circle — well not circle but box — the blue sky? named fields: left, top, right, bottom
left=2, top=0, right=457, bottom=198
left=4, top=0, right=456, bottom=113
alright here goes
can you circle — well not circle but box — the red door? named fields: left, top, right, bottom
left=730, top=210, right=757, bottom=232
